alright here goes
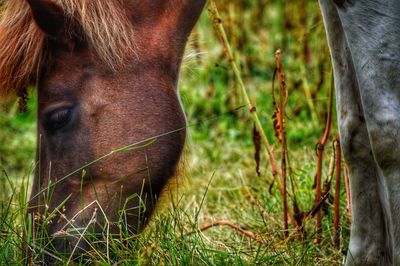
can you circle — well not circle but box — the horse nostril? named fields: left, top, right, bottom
left=43, top=234, right=90, bottom=264
left=42, top=236, right=71, bottom=264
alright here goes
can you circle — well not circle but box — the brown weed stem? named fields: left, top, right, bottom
left=314, top=70, right=334, bottom=242
left=274, top=50, right=289, bottom=237
left=196, top=220, right=264, bottom=244
left=208, top=1, right=279, bottom=183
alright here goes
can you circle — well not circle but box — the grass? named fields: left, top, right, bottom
left=0, top=1, right=350, bottom=265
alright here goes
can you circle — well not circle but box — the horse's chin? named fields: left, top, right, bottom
left=43, top=220, right=109, bottom=263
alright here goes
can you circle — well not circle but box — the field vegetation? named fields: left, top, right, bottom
left=0, top=0, right=349, bottom=264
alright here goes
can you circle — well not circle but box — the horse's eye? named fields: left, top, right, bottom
left=46, top=108, right=73, bottom=131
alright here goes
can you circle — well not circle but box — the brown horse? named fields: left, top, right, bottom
left=0, top=0, right=205, bottom=262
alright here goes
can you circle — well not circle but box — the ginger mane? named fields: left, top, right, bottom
left=0, top=0, right=135, bottom=102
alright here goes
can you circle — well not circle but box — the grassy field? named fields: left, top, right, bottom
left=0, top=1, right=350, bottom=265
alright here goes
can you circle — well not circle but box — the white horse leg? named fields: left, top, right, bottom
left=333, top=0, right=400, bottom=264
left=319, top=1, right=390, bottom=264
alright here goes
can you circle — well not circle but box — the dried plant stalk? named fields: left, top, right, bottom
left=273, top=50, right=289, bottom=237
left=314, top=71, right=334, bottom=242
left=209, top=1, right=279, bottom=183
left=195, top=220, right=264, bottom=244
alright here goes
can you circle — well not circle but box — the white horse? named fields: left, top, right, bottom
left=320, top=0, right=400, bottom=264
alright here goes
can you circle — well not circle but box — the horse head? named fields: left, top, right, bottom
left=0, top=0, right=205, bottom=261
